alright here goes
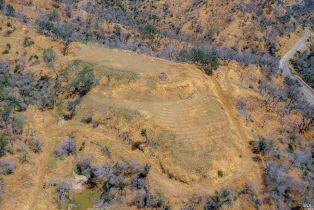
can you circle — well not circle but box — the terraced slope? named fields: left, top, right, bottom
left=73, top=42, right=253, bottom=181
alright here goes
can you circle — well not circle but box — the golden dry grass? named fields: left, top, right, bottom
left=0, top=16, right=264, bottom=210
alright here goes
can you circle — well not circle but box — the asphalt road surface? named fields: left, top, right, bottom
left=279, top=29, right=314, bottom=104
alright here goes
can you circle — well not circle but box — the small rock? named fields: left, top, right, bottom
left=92, top=121, right=99, bottom=128
left=81, top=116, right=92, bottom=124
left=71, top=174, right=88, bottom=193
left=159, top=72, right=168, bottom=81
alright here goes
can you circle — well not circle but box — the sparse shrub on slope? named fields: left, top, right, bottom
left=18, top=145, right=29, bottom=163
left=114, top=24, right=122, bottom=37
left=0, top=178, right=4, bottom=202
left=5, top=4, right=15, bottom=17
left=54, top=21, right=74, bottom=41
left=249, top=137, right=273, bottom=156
left=81, top=115, right=92, bottom=124
left=55, top=135, right=76, bottom=158
left=142, top=24, right=159, bottom=39
left=44, top=180, right=72, bottom=207
left=69, top=64, right=95, bottom=96
left=236, top=98, right=252, bottom=122
left=23, top=37, right=34, bottom=48
left=56, top=182, right=71, bottom=205
left=37, top=19, right=56, bottom=34
left=64, top=98, right=81, bottom=120
left=2, top=43, right=11, bottom=55
left=101, top=146, right=111, bottom=159
left=55, top=61, right=96, bottom=99
left=0, top=160, right=16, bottom=175
left=36, top=84, right=56, bottom=110
left=48, top=10, right=61, bottom=22
left=43, top=47, right=57, bottom=69
left=27, top=138, right=43, bottom=153
left=0, top=0, right=4, bottom=10
left=0, top=136, right=8, bottom=157
left=204, top=189, right=237, bottom=210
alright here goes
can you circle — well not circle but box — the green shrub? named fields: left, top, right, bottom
left=2, top=49, right=9, bottom=55
left=70, top=66, right=95, bottom=96
left=257, top=8, right=264, bottom=16
left=2, top=43, right=11, bottom=55
left=0, top=135, right=9, bottom=157
left=218, top=170, right=224, bottom=177
left=37, top=19, right=55, bottom=33
left=43, top=47, right=57, bottom=68
left=5, top=4, right=15, bottom=17
left=268, top=42, right=278, bottom=56
left=65, top=98, right=81, bottom=120
left=13, top=116, right=24, bottom=133
left=190, top=48, right=219, bottom=75
left=0, top=0, right=4, bottom=10
left=141, top=129, right=147, bottom=139
left=143, top=24, right=158, bottom=36
left=48, top=10, right=60, bottom=22
left=249, top=137, right=273, bottom=156
left=23, top=37, right=34, bottom=48
left=28, top=54, right=39, bottom=63
left=54, top=21, right=74, bottom=41
left=114, top=25, right=122, bottom=37
left=37, top=86, right=56, bottom=110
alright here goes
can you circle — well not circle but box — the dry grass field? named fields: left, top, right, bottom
left=0, top=27, right=262, bottom=209
left=0, top=1, right=312, bottom=209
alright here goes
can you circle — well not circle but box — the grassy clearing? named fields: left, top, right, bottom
left=71, top=60, right=139, bottom=85
left=109, top=106, right=141, bottom=121
left=54, top=104, right=66, bottom=123
left=96, top=65, right=140, bottom=82
left=73, top=190, right=98, bottom=210
left=48, top=154, right=59, bottom=170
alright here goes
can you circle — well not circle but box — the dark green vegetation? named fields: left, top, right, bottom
left=43, top=47, right=57, bottom=69
left=51, top=60, right=97, bottom=119
left=190, top=48, right=219, bottom=75
left=290, top=43, right=314, bottom=89
left=68, top=62, right=96, bottom=96
left=2, top=43, right=10, bottom=55
left=23, top=36, right=34, bottom=48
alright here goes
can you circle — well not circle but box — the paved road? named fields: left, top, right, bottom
left=279, top=28, right=314, bottom=104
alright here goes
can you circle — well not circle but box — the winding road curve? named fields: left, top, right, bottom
left=279, top=28, right=314, bottom=104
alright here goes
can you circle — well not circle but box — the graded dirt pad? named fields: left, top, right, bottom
left=72, top=43, right=257, bottom=185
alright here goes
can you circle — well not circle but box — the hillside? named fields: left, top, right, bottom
left=0, top=1, right=313, bottom=210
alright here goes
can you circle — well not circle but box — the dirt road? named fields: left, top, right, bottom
left=279, top=28, right=314, bottom=104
